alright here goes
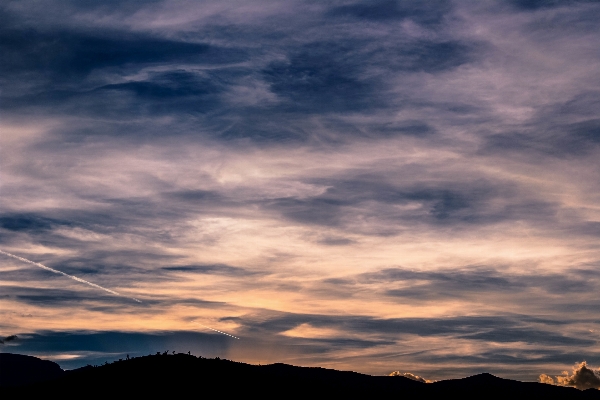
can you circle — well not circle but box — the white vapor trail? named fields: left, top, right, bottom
left=192, top=321, right=240, bottom=339
left=0, top=250, right=244, bottom=340
left=0, top=249, right=142, bottom=303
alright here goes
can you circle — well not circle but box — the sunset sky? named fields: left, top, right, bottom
left=1, top=0, right=600, bottom=382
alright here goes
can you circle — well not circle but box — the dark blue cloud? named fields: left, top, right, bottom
left=417, top=348, right=600, bottom=370
left=3, top=287, right=134, bottom=307
left=0, top=2, right=476, bottom=145
left=485, top=122, right=600, bottom=157
left=554, top=91, right=600, bottom=118
left=266, top=197, right=347, bottom=227
left=97, top=71, right=220, bottom=98
left=245, top=313, right=593, bottom=347
left=327, top=0, right=451, bottom=25
left=262, top=39, right=471, bottom=114
left=162, top=264, right=259, bottom=277
left=385, top=41, right=473, bottom=73
left=263, top=178, right=554, bottom=230
left=0, top=209, right=155, bottom=248
left=373, top=121, right=436, bottom=137
left=262, top=43, right=378, bottom=113
left=0, top=214, right=69, bottom=233
left=359, top=267, right=599, bottom=297
left=509, top=0, right=600, bottom=10
left=164, top=189, right=224, bottom=203
left=569, top=119, right=600, bottom=143
left=484, top=91, right=600, bottom=157
left=0, top=28, right=242, bottom=80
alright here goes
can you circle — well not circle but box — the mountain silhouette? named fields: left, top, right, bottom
left=1, top=353, right=599, bottom=399
left=0, top=353, right=64, bottom=386
left=431, top=372, right=600, bottom=397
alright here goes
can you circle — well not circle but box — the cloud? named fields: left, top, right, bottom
left=2, top=0, right=600, bottom=382
left=262, top=177, right=546, bottom=232
left=0, top=26, right=241, bottom=81
left=328, top=0, right=451, bottom=25
left=508, top=0, right=599, bottom=11
left=0, top=334, right=18, bottom=344
left=389, top=371, right=431, bottom=383
left=0, top=213, right=67, bottom=233
left=245, top=312, right=594, bottom=348
left=262, top=43, right=378, bottom=113
left=316, top=236, right=355, bottom=246
left=3, top=287, right=138, bottom=308
left=540, top=361, right=600, bottom=390
left=161, top=264, right=259, bottom=277
left=356, top=266, right=599, bottom=300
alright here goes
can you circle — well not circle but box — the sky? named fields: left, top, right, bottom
left=1, top=0, right=600, bottom=383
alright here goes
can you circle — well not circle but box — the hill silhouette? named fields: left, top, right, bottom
left=1, top=353, right=599, bottom=399
left=0, top=353, right=64, bottom=387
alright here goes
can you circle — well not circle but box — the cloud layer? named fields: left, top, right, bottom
left=1, top=0, right=600, bottom=381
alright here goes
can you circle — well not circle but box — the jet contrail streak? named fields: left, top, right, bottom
left=0, top=249, right=142, bottom=303
left=192, top=321, right=240, bottom=339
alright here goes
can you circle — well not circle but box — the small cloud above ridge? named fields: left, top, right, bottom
left=389, top=370, right=432, bottom=383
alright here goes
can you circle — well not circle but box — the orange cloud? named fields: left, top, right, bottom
left=539, top=362, right=600, bottom=390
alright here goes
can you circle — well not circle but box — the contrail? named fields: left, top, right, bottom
left=0, top=250, right=245, bottom=342
left=0, top=249, right=142, bottom=303
left=192, top=321, right=240, bottom=339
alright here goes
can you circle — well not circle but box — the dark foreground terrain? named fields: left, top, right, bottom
left=1, top=352, right=599, bottom=399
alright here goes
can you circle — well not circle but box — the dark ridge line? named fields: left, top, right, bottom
left=1, top=353, right=599, bottom=398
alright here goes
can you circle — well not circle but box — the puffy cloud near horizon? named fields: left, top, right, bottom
left=2, top=0, right=600, bottom=382
left=540, top=362, right=600, bottom=390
